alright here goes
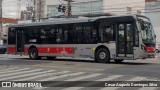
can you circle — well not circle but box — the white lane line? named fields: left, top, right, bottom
left=33, top=73, right=101, bottom=90
left=0, top=69, right=43, bottom=78
left=126, top=77, right=147, bottom=81
left=16, top=71, right=70, bottom=81
left=0, top=68, right=30, bottom=74
left=100, top=77, right=147, bottom=90
left=44, top=73, right=103, bottom=87
left=138, top=87, right=158, bottom=90
left=1, top=70, right=56, bottom=81
left=62, top=75, right=122, bottom=90
left=65, top=73, right=102, bottom=81
left=0, top=67, right=19, bottom=72
left=38, top=72, right=85, bottom=81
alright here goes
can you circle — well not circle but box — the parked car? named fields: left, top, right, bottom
left=0, top=44, right=7, bottom=54
left=156, top=44, right=160, bottom=53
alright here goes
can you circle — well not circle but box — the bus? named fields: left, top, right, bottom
left=7, top=15, right=156, bottom=63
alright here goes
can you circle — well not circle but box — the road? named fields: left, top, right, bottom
left=0, top=54, right=160, bottom=90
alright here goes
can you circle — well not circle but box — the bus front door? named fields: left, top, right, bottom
left=16, top=29, right=25, bottom=54
left=117, top=23, right=134, bottom=58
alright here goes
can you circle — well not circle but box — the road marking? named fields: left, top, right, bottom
left=33, top=64, right=104, bottom=71
left=1, top=70, right=56, bottom=81
left=126, top=77, right=147, bottom=81
left=138, top=87, right=158, bottom=90
left=33, top=72, right=85, bottom=89
left=33, top=73, right=101, bottom=90
left=38, top=72, right=85, bottom=81
left=0, top=67, right=19, bottom=72
left=65, top=73, right=102, bottom=81
left=16, top=71, right=70, bottom=81
left=0, top=69, right=43, bottom=78
left=0, top=68, right=30, bottom=74
left=100, top=77, right=147, bottom=90
left=62, top=75, right=122, bottom=90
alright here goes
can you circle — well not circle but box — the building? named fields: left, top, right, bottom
left=20, top=0, right=46, bottom=21
left=0, top=18, right=18, bottom=44
left=45, top=0, right=145, bottom=18
left=145, top=0, right=160, bottom=43
left=35, top=0, right=46, bottom=20
left=20, top=10, right=33, bottom=20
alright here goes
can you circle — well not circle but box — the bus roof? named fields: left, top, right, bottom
left=9, top=14, right=145, bottom=28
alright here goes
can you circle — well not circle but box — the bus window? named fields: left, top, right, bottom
left=83, top=23, right=93, bottom=44
left=56, top=25, right=69, bottom=44
left=69, top=23, right=83, bottom=44
left=75, top=24, right=83, bottom=43
left=101, top=24, right=114, bottom=42
left=119, top=24, right=125, bottom=41
left=135, top=27, right=139, bottom=46
left=8, top=28, right=16, bottom=44
left=25, top=27, right=40, bottom=44
left=56, top=27, right=63, bottom=43
left=40, top=26, right=56, bottom=44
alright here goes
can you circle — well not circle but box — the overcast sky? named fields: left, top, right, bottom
left=3, top=0, right=28, bottom=18
left=2, top=0, right=145, bottom=18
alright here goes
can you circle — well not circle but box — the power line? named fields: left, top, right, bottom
left=58, top=0, right=64, bottom=4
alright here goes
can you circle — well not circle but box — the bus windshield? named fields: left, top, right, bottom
left=141, top=23, right=155, bottom=43
left=138, top=17, right=155, bottom=46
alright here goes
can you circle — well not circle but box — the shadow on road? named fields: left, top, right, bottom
left=3, top=57, right=153, bottom=66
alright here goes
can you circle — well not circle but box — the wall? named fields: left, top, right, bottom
left=45, top=0, right=145, bottom=17
left=103, top=0, right=145, bottom=15
left=46, top=0, right=103, bottom=17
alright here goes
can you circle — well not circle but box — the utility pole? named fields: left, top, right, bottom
left=0, top=0, right=3, bottom=38
left=32, top=0, right=36, bottom=22
left=16, top=0, right=21, bottom=19
left=64, top=0, right=74, bottom=18
left=38, top=0, right=42, bottom=21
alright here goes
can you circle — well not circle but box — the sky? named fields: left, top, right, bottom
left=2, top=0, right=27, bottom=18
left=2, top=0, right=145, bottom=19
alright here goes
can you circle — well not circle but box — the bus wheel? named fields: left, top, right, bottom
left=47, top=56, right=56, bottom=60
left=29, top=48, right=40, bottom=60
left=114, top=59, right=123, bottom=63
left=95, top=48, right=110, bottom=63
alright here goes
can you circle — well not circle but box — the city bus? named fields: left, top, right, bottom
left=7, top=15, right=156, bottom=63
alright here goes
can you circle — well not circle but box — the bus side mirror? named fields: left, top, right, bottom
left=155, top=35, right=156, bottom=38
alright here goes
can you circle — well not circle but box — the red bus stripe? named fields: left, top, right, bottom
left=7, top=47, right=16, bottom=53
left=8, top=46, right=74, bottom=55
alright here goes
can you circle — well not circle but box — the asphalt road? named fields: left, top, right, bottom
left=0, top=54, right=160, bottom=90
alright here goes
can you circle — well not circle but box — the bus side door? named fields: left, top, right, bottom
left=117, top=23, right=134, bottom=58
left=16, top=28, right=25, bottom=54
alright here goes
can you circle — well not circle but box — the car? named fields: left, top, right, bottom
left=156, top=44, right=160, bottom=53
left=0, top=44, right=7, bottom=54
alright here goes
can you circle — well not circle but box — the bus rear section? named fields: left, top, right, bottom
left=7, top=15, right=156, bottom=63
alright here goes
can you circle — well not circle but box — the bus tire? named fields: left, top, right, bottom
left=95, top=48, right=110, bottom=63
left=47, top=56, right=56, bottom=60
left=29, top=48, right=40, bottom=60
left=114, top=59, right=123, bottom=63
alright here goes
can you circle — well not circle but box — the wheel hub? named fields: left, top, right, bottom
left=99, top=52, right=106, bottom=59
left=31, top=51, right=36, bottom=58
